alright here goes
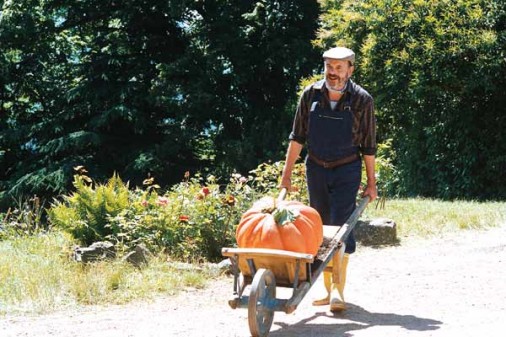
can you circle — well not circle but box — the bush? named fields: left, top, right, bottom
left=46, top=152, right=396, bottom=261
left=0, top=196, right=46, bottom=240
left=318, top=0, right=506, bottom=199
left=48, top=164, right=308, bottom=262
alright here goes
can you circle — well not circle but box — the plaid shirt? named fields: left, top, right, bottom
left=288, top=79, right=377, bottom=156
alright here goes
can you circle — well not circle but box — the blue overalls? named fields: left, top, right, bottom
left=306, top=87, right=361, bottom=254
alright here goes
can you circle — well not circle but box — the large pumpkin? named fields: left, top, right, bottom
left=235, top=197, right=323, bottom=256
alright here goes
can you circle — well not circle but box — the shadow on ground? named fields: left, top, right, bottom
left=268, top=303, right=442, bottom=337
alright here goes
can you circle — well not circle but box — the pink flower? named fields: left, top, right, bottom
left=156, top=196, right=169, bottom=206
left=141, top=200, right=149, bottom=207
left=239, top=176, right=248, bottom=184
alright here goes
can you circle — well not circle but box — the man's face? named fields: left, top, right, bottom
left=324, top=58, right=354, bottom=91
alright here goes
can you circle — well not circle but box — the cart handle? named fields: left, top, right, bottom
left=277, top=187, right=288, bottom=203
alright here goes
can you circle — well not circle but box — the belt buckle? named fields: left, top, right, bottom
left=323, top=161, right=330, bottom=168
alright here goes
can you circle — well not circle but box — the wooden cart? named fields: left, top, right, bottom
left=222, top=196, right=369, bottom=337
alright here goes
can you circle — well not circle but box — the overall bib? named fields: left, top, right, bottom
left=306, top=90, right=361, bottom=254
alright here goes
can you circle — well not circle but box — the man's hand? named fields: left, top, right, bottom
left=362, top=182, right=378, bottom=202
left=279, top=176, right=292, bottom=192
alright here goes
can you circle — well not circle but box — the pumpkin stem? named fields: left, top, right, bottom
left=273, top=207, right=300, bottom=226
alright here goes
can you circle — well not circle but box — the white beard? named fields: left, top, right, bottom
left=325, top=79, right=348, bottom=94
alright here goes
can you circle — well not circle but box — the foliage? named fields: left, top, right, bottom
left=45, top=159, right=316, bottom=261
left=0, top=0, right=320, bottom=209
left=48, top=170, right=131, bottom=246
left=0, top=195, right=46, bottom=239
left=48, top=167, right=274, bottom=261
left=363, top=139, right=398, bottom=199
left=45, top=151, right=395, bottom=261
left=317, top=0, right=506, bottom=199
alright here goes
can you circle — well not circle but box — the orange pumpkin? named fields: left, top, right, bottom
left=235, top=197, right=323, bottom=255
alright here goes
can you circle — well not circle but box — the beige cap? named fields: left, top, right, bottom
left=322, top=47, right=355, bottom=65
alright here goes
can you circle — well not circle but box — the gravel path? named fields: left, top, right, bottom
left=1, top=224, right=505, bottom=337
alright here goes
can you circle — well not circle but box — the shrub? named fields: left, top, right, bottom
left=0, top=196, right=46, bottom=240
left=47, top=153, right=396, bottom=261
left=318, top=0, right=506, bottom=199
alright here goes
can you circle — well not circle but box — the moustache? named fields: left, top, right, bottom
left=327, top=75, right=343, bottom=81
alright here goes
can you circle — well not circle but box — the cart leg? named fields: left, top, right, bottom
left=248, top=268, right=276, bottom=337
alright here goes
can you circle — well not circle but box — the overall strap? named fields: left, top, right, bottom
left=311, top=88, right=322, bottom=105
left=343, top=91, right=352, bottom=111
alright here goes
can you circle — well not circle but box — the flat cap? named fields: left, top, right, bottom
left=322, top=47, right=355, bottom=65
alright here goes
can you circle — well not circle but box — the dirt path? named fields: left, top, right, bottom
left=2, top=224, right=506, bottom=337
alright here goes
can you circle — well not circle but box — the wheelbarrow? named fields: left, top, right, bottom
left=221, top=191, right=370, bottom=337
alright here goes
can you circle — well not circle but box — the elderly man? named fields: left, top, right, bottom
left=280, top=46, right=377, bottom=312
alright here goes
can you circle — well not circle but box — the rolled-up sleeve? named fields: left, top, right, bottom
left=288, top=87, right=312, bottom=145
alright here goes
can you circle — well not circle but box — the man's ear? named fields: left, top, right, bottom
left=348, top=65, right=355, bottom=76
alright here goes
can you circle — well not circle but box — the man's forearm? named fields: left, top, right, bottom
left=280, top=141, right=303, bottom=188
left=363, top=155, right=376, bottom=185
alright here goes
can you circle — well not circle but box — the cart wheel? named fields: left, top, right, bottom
left=248, top=268, right=276, bottom=337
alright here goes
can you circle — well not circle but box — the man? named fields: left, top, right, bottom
left=280, top=46, right=377, bottom=312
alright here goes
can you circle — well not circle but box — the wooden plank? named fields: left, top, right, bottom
left=222, top=247, right=314, bottom=263
left=222, top=247, right=313, bottom=285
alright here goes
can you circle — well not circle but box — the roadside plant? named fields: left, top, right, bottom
left=0, top=196, right=46, bottom=240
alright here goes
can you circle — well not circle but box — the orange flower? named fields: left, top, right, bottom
left=179, top=215, right=189, bottom=222
left=224, top=195, right=235, bottom=206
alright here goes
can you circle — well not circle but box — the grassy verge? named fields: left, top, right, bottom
left=363, top=198, right=506, bottom=238
left=0, top=231, right=217, bottom=315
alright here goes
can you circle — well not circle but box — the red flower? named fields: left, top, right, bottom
left=179, top=215, right=189, bottom=222
left=201, top=187, right=210, bottom=196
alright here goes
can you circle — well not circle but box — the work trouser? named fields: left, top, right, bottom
left=306, top=157, right=361, bottom=254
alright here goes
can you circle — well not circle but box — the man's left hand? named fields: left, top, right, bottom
left=362, top=183, right=378, bottom=202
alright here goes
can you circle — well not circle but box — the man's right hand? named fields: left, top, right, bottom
left=279, top=175, right=292, bottom=192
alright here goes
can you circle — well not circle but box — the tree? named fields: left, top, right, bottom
left=317, top=0, right=506, bottom=199
left=0, top=0, right=320, bottom=208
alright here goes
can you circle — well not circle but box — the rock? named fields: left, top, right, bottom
left=354, top=218, right=398, bottom=246
left=73, top=241, right=116, bottom=262
left=123, top=244, right=151, bottom=268
left=217, top=258, right=233, bottom=275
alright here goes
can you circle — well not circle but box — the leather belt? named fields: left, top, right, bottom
left=308, top=152, right=360, bottom=169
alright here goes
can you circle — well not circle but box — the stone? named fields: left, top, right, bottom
left=123, top=244, right=151, bottom=268
left=217, top=258, right=233, bottom=275
left=73, top=241, right=116, bottom=263
left=354, top=218, right=398, bottom=246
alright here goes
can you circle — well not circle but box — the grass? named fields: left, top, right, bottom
left=363, top=198, right=506, bottom=238
left=1, top=198, right=505, bottom=315
left=0, top=231, right=218, bottom=315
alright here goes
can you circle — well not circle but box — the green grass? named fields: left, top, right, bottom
left=363, top=198, right=506, bottom=238
left=0, top=231, right=217, bottom=315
